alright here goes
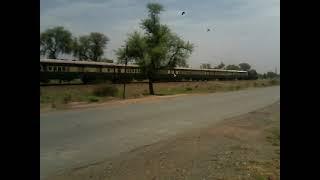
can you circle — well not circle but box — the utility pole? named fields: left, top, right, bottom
left=123, top=45, right=128, bottom=99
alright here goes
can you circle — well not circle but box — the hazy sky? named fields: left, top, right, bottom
left=40, top=0, right=280, bottom=73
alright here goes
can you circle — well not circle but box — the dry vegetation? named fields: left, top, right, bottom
left=40, top=79, right=279, bottom=111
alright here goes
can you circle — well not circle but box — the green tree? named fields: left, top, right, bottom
left=248, top=69, right=258, bottom=80
left=214, top=62, right=225, bottom=69
left=263, top=73, right=267, bottom=79
left=239, top=63, right=251, bottom=71
left=266, top=71, right=278, bottom=79
left=73, top=32, right=110, bottom=61
left=116, top=3, right=194, bottom=95
left=73, top=35, right=91, bottom=60
left=88, top=32, right=109, bottom=61
left=225, top=64, right=240, bottom=70
left=40, top=26, right=73, bottom=59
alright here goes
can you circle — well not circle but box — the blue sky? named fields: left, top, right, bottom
left=40, top=0, right=280, bottom=73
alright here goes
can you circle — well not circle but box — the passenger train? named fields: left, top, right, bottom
left=40, top=59, right=249, bottom=83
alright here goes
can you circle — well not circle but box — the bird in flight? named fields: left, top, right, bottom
left=181, top=11, right=186, bottom=15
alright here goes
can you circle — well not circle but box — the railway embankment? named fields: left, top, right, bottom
left=40, top=79, right=279, bottom=112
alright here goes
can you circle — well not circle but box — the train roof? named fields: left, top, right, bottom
left=40, top=59, right=247, bottom=73
left=174, top=67, right=247, bottom=73
left=40, top=59, right=116, bottom=66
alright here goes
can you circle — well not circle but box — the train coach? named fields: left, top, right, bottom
left=40, top=59, right=248, bottom=83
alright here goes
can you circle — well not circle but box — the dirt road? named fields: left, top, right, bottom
left=48, top=101, right=280, bottom=180
left=41, top=86, right=280, bottom=179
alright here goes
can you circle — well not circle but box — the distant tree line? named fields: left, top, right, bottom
left=41, top=3, right=194, bottom=95
left=258, top=71, right=280, bottom=79
left=40, top=3, right=277, bottom=95
left=40, top=26, right=110, bottom=62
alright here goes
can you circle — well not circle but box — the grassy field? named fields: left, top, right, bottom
left=40, top=79, right=279, bottom=110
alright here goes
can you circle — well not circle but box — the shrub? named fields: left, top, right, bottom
left=88, top=96, right=99, bottom=102
left=185, top=87, right=193, bottom=91
left=270, top=79, right=279, bottom=85
left=92, top=84, right=118, bottom=97
left=51, top=103, right=56, bottom=108
left=63, top=94, right=72, bottom=104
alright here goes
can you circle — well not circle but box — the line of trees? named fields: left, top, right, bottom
left=40, top=26, right=110, bottom=61
left=40, top=3, right=277, bottom=95
left=40, top=3, right=194, bottom=95
left=258, top=72, right=280, bottom=79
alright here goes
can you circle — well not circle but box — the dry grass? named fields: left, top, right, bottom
left=40, top=79, right=279, bottom=110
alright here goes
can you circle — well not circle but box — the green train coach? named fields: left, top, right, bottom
left=40, top=59, right=249, bottom=83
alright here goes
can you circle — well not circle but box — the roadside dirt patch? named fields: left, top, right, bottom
left=41, top=80, right=278, bottom=112
left=47, top=102, right=280, bottom=180
left=41, top=94, right=190, bottom=113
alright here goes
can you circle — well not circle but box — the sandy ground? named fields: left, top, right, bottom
left=47, top=101, right=280, bottom=180
left=40, top=80, right=278, bottom=113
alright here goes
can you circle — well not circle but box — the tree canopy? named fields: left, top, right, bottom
left=73, top=32, right=109, bottom=61
left=40, top=26, right=73, bottom=59
left=225, top=64, right=240, bottom=70
left=248, top=69, right=258, bottom=79
left=116, top=3, right=194, bottom=95
left=239, top=63, right=251, bottom=71
left=266, top=71, right=278, bottom=79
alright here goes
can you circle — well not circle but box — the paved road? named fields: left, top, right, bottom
left=40, top=86, right=280, bottom=179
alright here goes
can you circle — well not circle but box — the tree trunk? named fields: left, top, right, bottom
left=148, top=79, right=155, bottom=95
